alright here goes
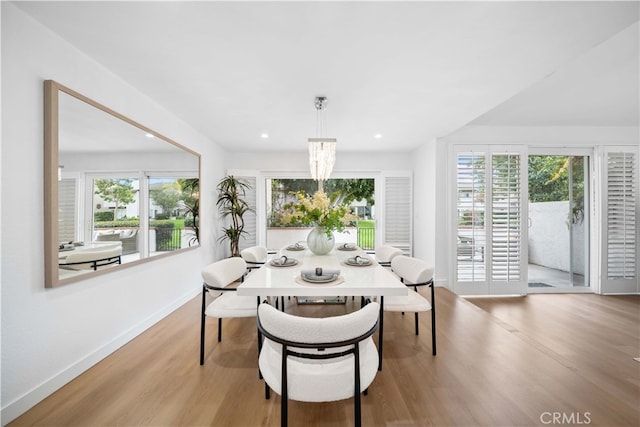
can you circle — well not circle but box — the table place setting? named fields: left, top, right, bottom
left=58, top=241, right=85, bottom=251
left=269, top=255, right=299, bottom=267
left=344, top=254, right=373, bottom=267
left=336, top=243, right=358, bottom=251
left=285, top=242, right=305, bottom=251
left=295, top=267, right=344, bottom=286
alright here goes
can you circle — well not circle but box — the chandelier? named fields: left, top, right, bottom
left=308, top=96, right=336, bottom=182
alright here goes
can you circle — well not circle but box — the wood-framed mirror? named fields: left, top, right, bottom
left=44, top=80, right=201, bottom=288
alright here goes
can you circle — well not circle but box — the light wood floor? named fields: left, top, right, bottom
left=9, top=289, right=640, bottom=426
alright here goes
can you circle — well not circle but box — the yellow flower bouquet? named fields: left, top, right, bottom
left=280, top=190, right=357, bottom=237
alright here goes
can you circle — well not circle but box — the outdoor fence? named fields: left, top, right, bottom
left=357, top=226, right=375, bottom=250
left=155, top=227, right=183, bottom=251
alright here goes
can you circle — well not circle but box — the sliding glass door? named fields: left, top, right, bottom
left=527, top=151, right=591, bottom=291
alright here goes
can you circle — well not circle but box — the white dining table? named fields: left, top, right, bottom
left=237, top=244, right=408, bottom=370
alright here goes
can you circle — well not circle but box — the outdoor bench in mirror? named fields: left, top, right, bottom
left=44, top=80, right=200, bottom=288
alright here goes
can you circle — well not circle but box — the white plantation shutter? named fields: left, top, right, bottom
left=491, top=154, right=522, bottom=282
left=602, top=150, right=638, bottom=293
left=384, top=175, right=412, bottom=255
left=456, top=152, right=486, bottom=282
left=238, top=176, right=257, bottom=251
left=453, top=146, right=526, bottom=296
left=59, top=178, right=77, bottom=243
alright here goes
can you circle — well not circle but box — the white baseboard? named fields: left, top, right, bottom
left=1, top=287, right=201, bottom=425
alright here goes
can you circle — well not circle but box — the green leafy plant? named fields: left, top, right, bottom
left=528, top=156, right=585, bottom=224
left=94, top=179, right=136, bottom=221
left=216, top=176, right=252, bottom=257
left=150, top=182, right=182, bottom=218
left=279, top=190, right=357, bottom=237
left=179, top=178, right=200, bottom=245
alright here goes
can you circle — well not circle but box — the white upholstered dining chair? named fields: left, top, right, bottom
left=241, top=245, right=286, bottom=309
left=386, top=256, right=437, bottom=355
left=257, top=302, right=380, bottom=427
left=200, top=257, right=256, bottom=365
left=59, top=246, right=122, bottom=271
left=240, top=245, right=270, bottom=272
left=374, top=245, right=403, bottom=267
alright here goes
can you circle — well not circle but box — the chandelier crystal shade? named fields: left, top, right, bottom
left=308, top=96, right=336, bottom=181
left=309, top=137, right=336, bottom=181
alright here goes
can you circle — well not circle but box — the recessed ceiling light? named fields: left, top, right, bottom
left=145, top=133, right=155, bottom=138
left=260, top=133, right=269, bottom=139
left=374, top=134, right=382, bottom=139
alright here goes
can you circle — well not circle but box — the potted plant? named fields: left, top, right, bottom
left=216, top=175, right=252, bottom=257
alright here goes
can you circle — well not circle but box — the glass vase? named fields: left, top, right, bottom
left=306, top=226, right=335, bottom=255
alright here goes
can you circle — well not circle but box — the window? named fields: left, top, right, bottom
left=265, top=178, right=375, bottom=251
left=86, top=172, right=198, bottom=262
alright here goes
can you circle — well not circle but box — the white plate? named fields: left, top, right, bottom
left=270, top=258, right=298, bottom=267
left=286, top=244, right=305, bottom=251
left=345, top=256, right=372, bottom=266
left=337, top=244, right=357, bottom=251
left=301, top=273, right=338, bottom=283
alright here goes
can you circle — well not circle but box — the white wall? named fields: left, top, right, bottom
left=0, top=4, right=226, bottom=423
left=411, top=140, right=438, bottom=270
left=226, top=150, right=412, bottom=173
left=529, top=201, right=586, bottom=274
left=445, top=125, right=639, bottom=145
left=61, top=151, right=199, bottom=174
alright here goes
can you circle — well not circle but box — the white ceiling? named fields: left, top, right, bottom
left=14, top=1, right=640, bottom=153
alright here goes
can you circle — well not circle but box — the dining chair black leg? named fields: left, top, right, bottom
left=354, top=392, right=362, bottom=427
left=200, top=286, right=207, bottom=365
left=257, top=296, right=264, bottom=379
left=354, top=347, right=362, bottom=427
left=414, top=312, right=419, bottom=335
left=431, top=282, right=437, bottom=355
left=217, top=318, right=222, bottom=342
left=431, top=311, right=436, bottom=355
left=265, top=382, right=270, bottom=399
left=281, top=394, right=288, bottom=427
left=378, top=296, right=384, bottom=371
left=281, top=345, right=289, bottom=427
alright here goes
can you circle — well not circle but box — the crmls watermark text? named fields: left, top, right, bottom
left=540, top=412, right=591, bottom=425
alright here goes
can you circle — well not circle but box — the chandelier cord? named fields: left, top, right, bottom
left=315, top=99, right=326, bottom=138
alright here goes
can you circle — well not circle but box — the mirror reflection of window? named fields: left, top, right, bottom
left=91, top=177, right=141, bottom=261
left=148, top=176, right=199, bottom=255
